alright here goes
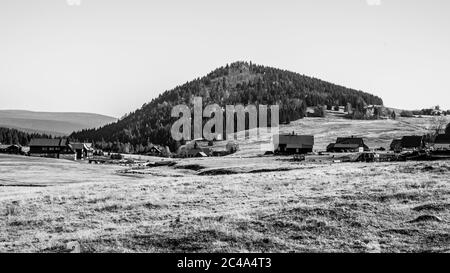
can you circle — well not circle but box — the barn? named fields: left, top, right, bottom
left=0, top=144, right=24, bottom=155
left=327, top=137, right=369, bottom=153
left=274, top=133, right=314, bottom=154
left=400, top=136, right=425, bottom=151
left=29, top=138, right=76, bottom=160
left=146, top=144, right=163, bottom=156
left=69, top=143, right=94, bottom=160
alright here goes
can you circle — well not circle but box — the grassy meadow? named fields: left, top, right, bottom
left=0, top=115, right=449, bottom=253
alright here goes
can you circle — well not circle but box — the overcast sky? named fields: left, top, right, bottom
left=1, top=0, right=449, bottom=117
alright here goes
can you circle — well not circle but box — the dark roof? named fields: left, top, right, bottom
left=335, top=137, right=365, bottom=146
left=29, top=138, right=68, bottom=147
left=435, top=134, right=450, bottom=144
left=278, top=134, right=314, bottom=146
left=70, top=143, right=85, bottom=150
left=333, top=143, right=361, bottom=149
left=401, top=136, right=423, bottom=148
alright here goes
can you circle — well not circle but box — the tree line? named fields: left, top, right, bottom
left=0, top=128, right=52, bottom=146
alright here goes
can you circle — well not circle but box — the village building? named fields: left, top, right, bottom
left=0, top=144, right=24, bottom=155
left=69, top=143, right=94, bottom=160
left=274, top=133, right=314, bottom=154
left=145, top=144, right=171, bottom=157
left=29, top=138, right=76, bottom=160
left=0, top=144, right=9, bottom=153
left=327, top=137, right=369, bottom=153
left=146, top=144, right=163, bottom=156
left=433, top=134, right=450, bottom=150
left=363, top=105, right=387, bottom=118
left=400, top=136, right=425, bottom=152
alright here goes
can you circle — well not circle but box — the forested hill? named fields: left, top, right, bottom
left=70, top=61, right=383, bottom=152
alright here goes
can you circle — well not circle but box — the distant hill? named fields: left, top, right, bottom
left=0, top=110, right=117, bottom=136
left=71, top=61, right=383, bottom=152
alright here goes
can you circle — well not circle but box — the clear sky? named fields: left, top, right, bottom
left=1, top=0, right=449, bottom=117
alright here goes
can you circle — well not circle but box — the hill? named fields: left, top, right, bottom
left=0, top=110, right=117, bottom=136
left=70, top=61, right=383, bottom=151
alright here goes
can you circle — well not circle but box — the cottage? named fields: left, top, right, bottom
left=400, top=136, right=425, bottom=151
left=0, top=144, right=9, bottom=153
left=0, top=144, right=24, bottom=155
left=327, top=137, right=369, bottom=153
left=274, top=133, right=314, bottom=154
left=146, top=144, right=163, bottom=156
left=433, top=134, right=450, bottom=150
left=69, top=143, right=94, bottom=160
left=29, top=138, right=76, bottom=160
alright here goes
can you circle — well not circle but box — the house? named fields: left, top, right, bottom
left=0, top=144, right=24, bottom=155
left=0, top=144, right=9, bottom=153
left=274, top=133, right=314, bottom=154
left=146, top=144, right=163, bottom=156
left=390, top=139, right=402, bottom=153
left=29, top=138, right=76, bottom=160
left=307, top=106, right=326, bottom=117
left=327, top=137, right=369, bottom=153
left=363, top=105, right=386, bottom=118
left=145, top=144, right=171, bottom=157
left=433, top=134, right=450, bottom=150
left=69, top=143, right=94, bottom=160
left=400, top=136, right=425, bottom=151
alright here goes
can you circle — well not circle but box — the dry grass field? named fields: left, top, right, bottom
left=0, top=116, right=449, bottom=253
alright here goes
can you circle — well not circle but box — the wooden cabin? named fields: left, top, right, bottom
left=29, top=138, right=76, bottom=160
left=0, top=144, right=24, bottom=155
left=400, top=136, right=425, bottom=151
left=146, top=144, right=163, bottom=156
left=274, top=133, right=314, bottom=154
left=327, top=137, right=369, bottom=153
left=69, top=143, right=94, bottom=160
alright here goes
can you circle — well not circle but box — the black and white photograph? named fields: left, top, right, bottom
left=0, top=0, right=449, bottom=264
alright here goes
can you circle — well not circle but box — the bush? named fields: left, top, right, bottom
left=400, top=110, right=414, bottom=118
